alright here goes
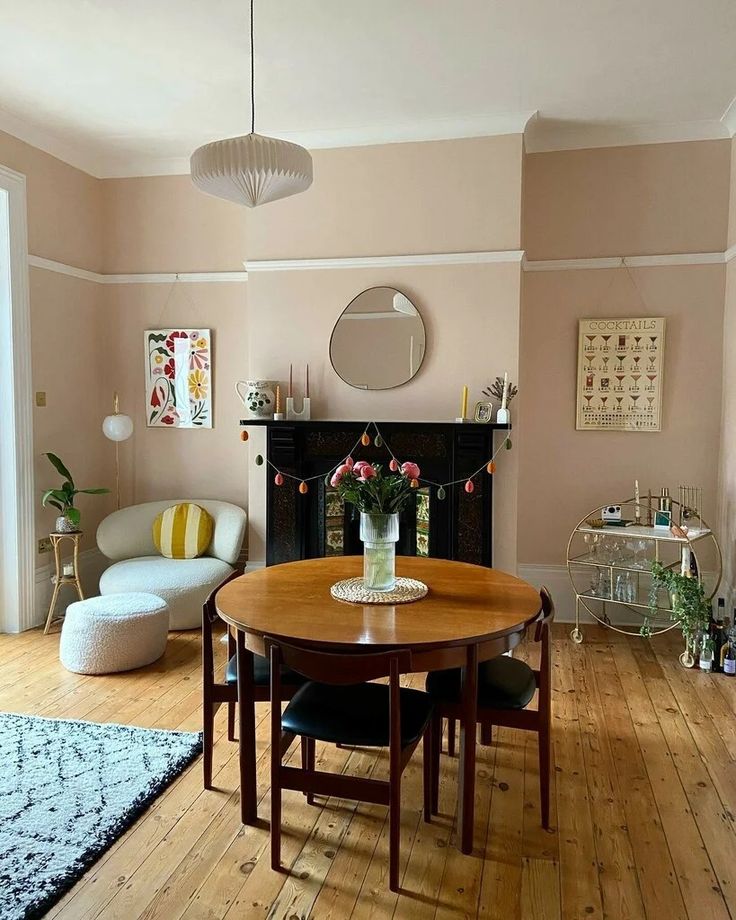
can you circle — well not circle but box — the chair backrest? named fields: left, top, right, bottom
left=535, top=586, right=555, bottom=708
left=266, top=637, right=413, bottom=767
left=202, top=570, right=241, bottom=683
left=97, top=499, right=246, bottom=565
left=264, top=637, right=412, bottom=686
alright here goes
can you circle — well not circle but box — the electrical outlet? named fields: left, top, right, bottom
left=38, top=537, right=52, bottom=554
left=35, top=391, right=47, bottom=407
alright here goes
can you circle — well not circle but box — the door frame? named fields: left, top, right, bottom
left=0, top=164, right=34, bottom=632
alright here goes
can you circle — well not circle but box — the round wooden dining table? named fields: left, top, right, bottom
left=216, top=555, right=541, bottom=854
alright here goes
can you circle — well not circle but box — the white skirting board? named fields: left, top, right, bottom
left=32, top=547, right=108, bottom=631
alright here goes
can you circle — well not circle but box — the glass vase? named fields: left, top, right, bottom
left=359, top=512, right=400, bottom=592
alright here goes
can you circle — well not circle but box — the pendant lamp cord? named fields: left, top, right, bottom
left=250, top=0, right=256, bottom=133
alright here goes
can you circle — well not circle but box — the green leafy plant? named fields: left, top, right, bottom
left=41, top=453, right=109, bottom=528
left=646, top=561, right=711, bottom=643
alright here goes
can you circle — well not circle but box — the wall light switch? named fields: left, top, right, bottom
left=35, top=391, right=46, bottom=407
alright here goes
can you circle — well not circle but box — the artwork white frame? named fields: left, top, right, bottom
left=144, top=328, right=213, bottom=429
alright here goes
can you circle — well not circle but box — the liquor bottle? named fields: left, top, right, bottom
left=723, top=640, right=736, bottom=676
left=699, top=634, right=714, bottom=672
left=688, top=548, right=699, bottom=578
left=711, top=616, right=725, bottom=673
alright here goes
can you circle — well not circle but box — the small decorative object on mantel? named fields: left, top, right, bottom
left=145, top=329, right=212, bottom=428
left=483, top=374, right=517, bottom=407
left=41, top=452, right=109, bottom=533
left=286, top=362, right=311, bottom=420
left=576, top=317, right=665, bottom=431
left=490, top=372, right=514, bottom=425
left=273, top=384, right=284, bottom=421
left=455, top=385, right=470, bottom=423
left=235, top=379, right=276, bottom=419
left=331, top=458, right=421, bottom=592
left=474, top=400, right=494, bottom=423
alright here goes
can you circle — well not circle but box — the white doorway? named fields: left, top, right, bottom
left=0, top=164, right=34, bottom=632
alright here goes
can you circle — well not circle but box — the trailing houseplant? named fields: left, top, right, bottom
left=41, top=452, right=110, bottom=533
left=330, top=458, right=421, bottom=591
left=647, top=560, right=711, bottom=665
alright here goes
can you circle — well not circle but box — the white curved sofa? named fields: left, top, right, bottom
left=97, top=500, right=247, bottom=630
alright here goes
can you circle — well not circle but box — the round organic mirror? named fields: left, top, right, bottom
left=329, top=287, right=426, bottom=389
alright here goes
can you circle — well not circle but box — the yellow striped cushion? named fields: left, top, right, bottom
left=152, top=503, right=214, bottom=560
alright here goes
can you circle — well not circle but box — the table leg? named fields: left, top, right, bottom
left=236, top=629, right=258, bottom=824
left=457, top=643, right=478, bottom=854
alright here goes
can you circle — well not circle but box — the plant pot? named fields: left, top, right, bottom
left=359, top=512, right=399, bottom=592
left=55, top=514, right=78, bottom=534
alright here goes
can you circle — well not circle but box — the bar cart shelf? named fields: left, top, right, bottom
left=566, top=499, right=721, bottom=647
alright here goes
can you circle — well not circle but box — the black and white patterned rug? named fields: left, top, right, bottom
left=0, top=713, right=202, bottom=920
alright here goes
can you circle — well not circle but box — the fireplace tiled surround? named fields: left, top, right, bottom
left=242, top=420, right=509, bottom=568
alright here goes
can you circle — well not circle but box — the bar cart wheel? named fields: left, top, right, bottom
left=571, top=627, right=584, bottom=644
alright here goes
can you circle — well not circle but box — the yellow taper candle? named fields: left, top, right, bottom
left=461, top=385, right=468, bottom=419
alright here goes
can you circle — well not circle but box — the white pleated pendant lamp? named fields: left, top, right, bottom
left=190, top=0, right=313, bottom=208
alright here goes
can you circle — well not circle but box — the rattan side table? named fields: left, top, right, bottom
left=43, top=532, right=85, bottom=634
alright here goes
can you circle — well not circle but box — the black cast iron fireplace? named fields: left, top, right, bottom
left=241, top=419, right=508, bottom=568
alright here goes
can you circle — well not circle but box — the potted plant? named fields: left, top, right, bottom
left=41, top=453, right=110, bottom=533
left=647, top=561, right=711, bottom=667
left=330, top=458, right=421, bottom=592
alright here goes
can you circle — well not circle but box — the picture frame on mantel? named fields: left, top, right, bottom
left=576, top=317, right=665, bottom=432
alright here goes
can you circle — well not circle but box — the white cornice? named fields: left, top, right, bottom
left=0, top=105, right=105, bottom=178
left=523, top=251, right=727, bottom=272
left=28, top=255, right=247, bottom=284
left=245, top=251, right=525, bottom=273
left=524, top=118, right=731, bottom=154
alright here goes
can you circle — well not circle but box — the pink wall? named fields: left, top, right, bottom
left=519, top=140, right=731, bottom=571
left=245, top=137, right=524, bottom=570
left=0, top=129, right=102, bottom=271
left=249, top=135, right=523, bottom=260
left=524, top=140, right=730, bottom=260
left=102, top=175, right=246, bottom=273
left=520, top=265, right=725, bottom=564
left=106, top=282, right=248, bottom=510
left=0, top=131, right=113, bottom=569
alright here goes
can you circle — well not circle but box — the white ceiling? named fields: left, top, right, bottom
left=0, top=0, right=734, bottom=177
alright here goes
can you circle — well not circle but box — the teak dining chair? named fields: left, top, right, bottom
left=426, top=587, right=554, bottom=828
left=201, top=574, right=307, bottom=794
left=266, top=638, right=434, bottom=892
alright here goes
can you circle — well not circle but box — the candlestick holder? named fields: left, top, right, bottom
left=496, top=407, right=510, bottom=425
left=286, top=396, right=311, bottom=421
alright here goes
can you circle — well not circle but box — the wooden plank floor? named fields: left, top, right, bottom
left=1, top=623, right=734, bottom=920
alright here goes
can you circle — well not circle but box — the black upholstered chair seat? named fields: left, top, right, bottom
left=226, top=654, right=307, bottom=688
left=426, top=655, right=536, bottom=710
left=281, top=681, right=433, bottom=747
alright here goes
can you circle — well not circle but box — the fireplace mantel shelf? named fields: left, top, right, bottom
left=240, top=418, right=511, bottom=430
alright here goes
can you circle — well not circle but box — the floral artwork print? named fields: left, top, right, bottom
left=145, top=329, right=212, bottom=428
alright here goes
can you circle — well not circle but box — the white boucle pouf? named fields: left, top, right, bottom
left=59, top=593, right=169, bottom=675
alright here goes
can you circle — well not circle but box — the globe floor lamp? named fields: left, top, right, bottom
left=102, top=392, right=133, bottom=509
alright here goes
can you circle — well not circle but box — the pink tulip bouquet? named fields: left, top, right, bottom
left=330, top=457, right=421, bottom=514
